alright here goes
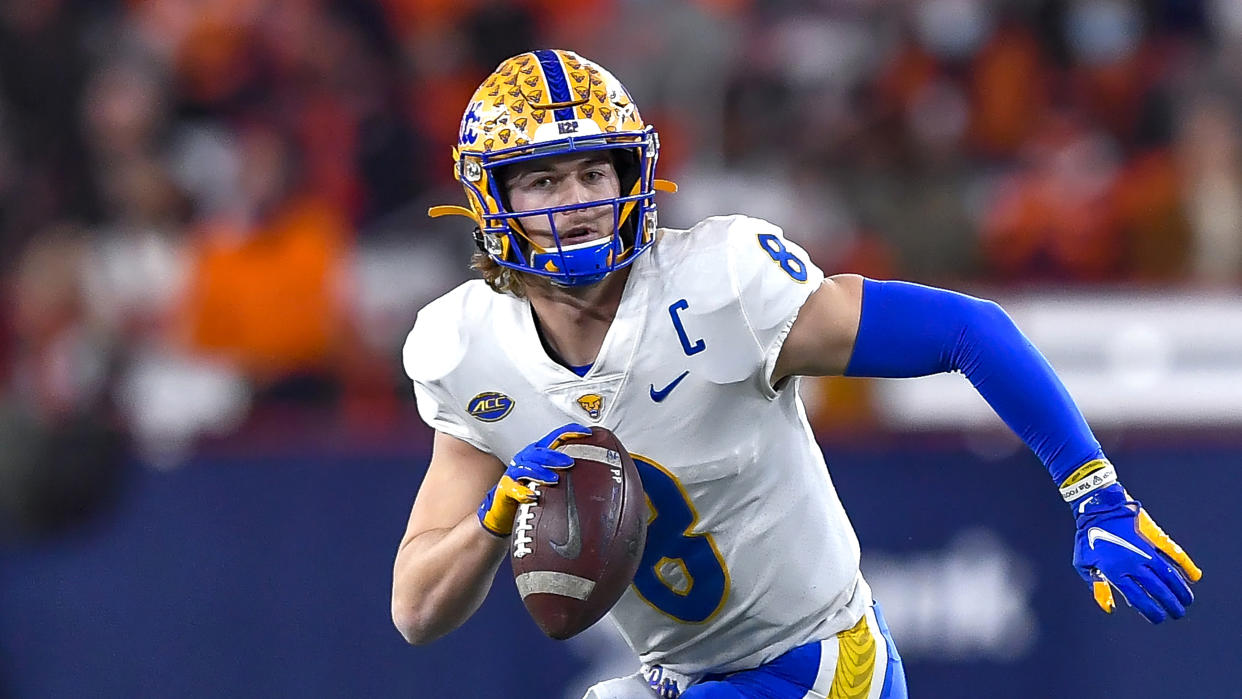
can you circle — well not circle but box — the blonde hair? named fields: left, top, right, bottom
left=471, top=248, right=529, bottom=298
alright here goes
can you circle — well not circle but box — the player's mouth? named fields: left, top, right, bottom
left=557, top=226, right=602, bottom=246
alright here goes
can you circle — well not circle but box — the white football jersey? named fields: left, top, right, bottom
left=404, top=215, right=872, bottom=677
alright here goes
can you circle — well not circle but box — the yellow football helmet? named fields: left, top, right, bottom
left=429, top=49, right=676, bottom=286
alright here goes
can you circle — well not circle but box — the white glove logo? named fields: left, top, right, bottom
left=1087, top=527, right=1152, bottom=560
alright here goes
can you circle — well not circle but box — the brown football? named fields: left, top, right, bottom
left=510, top=426, right=647, bottom=640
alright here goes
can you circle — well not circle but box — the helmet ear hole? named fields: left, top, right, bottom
left=612, top=149, right=641, bottom=195
left=609, top=148, right=642, bottom=248
left=493, top=164, right=516, bottom=211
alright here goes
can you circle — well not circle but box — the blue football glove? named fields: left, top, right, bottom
left=1070, top=477, right=1202, bottom=624
left=477, top=423, right=591, bottom=536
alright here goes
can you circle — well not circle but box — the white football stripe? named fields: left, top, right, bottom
left=559, top=444, right=622, bottom=467
left=515, top=571, right=596, bottom=600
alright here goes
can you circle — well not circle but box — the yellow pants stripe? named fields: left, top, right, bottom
left=829, top=612, right=875, bottom=699
left=806, top=607, right=889, bottom=699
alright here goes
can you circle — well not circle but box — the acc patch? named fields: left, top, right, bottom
left=576, top=394, right=603, bottom=420
left=468, top=392, right=514, bottom=422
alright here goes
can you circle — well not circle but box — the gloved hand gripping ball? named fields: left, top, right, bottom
left=478, top=423, right=592, bottom=536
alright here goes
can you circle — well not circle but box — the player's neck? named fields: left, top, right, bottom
left=526, top=267, right=631, bottom=368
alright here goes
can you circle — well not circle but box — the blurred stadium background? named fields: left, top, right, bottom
left=0, top=0, right=1239, bottom=697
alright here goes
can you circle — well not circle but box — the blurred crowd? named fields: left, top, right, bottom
left=1, top=0, right=1241, bottom=525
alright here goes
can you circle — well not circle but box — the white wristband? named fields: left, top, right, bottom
left=1059, top=460, right=1118, bottom=502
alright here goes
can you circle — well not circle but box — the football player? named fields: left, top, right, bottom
left=390, top=50, right=1201, bottom=699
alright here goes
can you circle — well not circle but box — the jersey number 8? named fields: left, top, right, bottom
left=758, top=233, right=808, bottom=282
left=630, top=456, right=730, bottom=623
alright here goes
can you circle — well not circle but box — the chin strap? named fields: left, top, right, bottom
left=427, top=205, right=480, bottom=223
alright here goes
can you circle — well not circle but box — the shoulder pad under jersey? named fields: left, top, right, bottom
left=402, top=280, right=497, bottom=447
left=655, top=215, right=825, bottom=391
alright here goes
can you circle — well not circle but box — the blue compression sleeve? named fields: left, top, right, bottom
left=843, top=279, right=1104, bottom=484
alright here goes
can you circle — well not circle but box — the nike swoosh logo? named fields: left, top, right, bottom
left=549, top=475, right=582, bottom=560
left=649, top=371, right=690, bottom=403
left=1087, top=527, right=1152, bottom=559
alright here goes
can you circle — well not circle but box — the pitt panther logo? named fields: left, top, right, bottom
left=467, top=392, right=514, bottom=422
left=576, top=394, right=603, bottom=420
left=459, top=100, right=483, bottom=145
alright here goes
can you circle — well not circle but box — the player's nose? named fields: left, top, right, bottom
left=560, top=176, right=594, bottom=206
left=552, top=187, right=604, bottom=230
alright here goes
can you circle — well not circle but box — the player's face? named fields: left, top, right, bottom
left=503, top=153, right=621, bottom=249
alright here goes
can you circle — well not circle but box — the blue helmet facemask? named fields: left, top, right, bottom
left=477, top=137, right=661, bottom=288
left=510, top=181, right=644, bottom=287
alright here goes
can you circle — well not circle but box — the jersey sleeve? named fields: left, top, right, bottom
left=401, top=301, right=490, bottom=452
left=724, top=216, right=826, bottom=396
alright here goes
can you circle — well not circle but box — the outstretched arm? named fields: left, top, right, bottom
left=775, top=275, right=1202, bottom=623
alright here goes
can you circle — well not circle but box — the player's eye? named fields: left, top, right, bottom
left=584, top=165, right=616, bottom=186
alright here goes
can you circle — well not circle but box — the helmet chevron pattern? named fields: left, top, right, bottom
left=428, top=50, right=677, bottom=288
